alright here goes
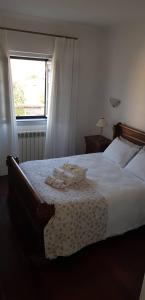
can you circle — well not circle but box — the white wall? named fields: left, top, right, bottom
left=0, top=12, right=107, bottom=153
left=2, top=14, right=145, bottom=154
left=103, top=23, right=145, bottom=139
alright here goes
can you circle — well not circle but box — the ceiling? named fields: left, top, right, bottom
left=0, top=0, right=145, bottom=26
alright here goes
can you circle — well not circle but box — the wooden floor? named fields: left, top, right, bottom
left=0, top=176, right=145, bottom=300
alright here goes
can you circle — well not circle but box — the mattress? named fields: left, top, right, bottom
left=20, top=153, right=145, bottom=258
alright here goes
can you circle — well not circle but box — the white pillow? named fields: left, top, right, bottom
left=119, top=136, right=141, bottom=148
left=103, top=137, right=139, bottom=167
left=125, top=148, right=145, bottom=180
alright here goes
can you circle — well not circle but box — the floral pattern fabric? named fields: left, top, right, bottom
left=44, top=193, right=107, bottom=259
left=20, top=154, right=108, bottom=259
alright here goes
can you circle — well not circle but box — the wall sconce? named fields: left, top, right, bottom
left=109, top=98, right=121, bottom=108
left=96, top=117, right=107, bottom=135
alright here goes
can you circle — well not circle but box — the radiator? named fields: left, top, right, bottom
left=18, top=131, right=46, bottom=162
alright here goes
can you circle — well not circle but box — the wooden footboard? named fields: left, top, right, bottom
left=7, top=156, right=55, bottom=260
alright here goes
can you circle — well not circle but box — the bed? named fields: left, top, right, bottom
left=7, top=123, right=145, bottom=261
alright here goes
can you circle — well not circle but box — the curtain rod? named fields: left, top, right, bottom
left=0, top=26, right=78, bottom=40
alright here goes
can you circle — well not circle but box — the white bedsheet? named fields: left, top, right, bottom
left=20, top=153, right=145, bottom=254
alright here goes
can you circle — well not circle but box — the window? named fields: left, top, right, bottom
left=10, top=56, right=51, bottom=119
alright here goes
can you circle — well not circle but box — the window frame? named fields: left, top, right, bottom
left=10, top=55, right=50, bottom=120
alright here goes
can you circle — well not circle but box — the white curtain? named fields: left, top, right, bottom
left=44, top=37, right=79, bottom=158
left=0, top=30, right=18, bottom=175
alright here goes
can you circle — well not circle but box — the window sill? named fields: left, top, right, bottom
left=17, top=118, right=47, bottom=124
left=16, top=118, right=47, bottom=132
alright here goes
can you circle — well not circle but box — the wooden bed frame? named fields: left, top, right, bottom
left=7, top=123, right=145, bottom=261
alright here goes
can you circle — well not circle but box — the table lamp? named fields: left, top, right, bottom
left=96, top=117, right=106, bottom=135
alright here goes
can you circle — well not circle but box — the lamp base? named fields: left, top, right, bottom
left=100, top=128, right=103, bottom=135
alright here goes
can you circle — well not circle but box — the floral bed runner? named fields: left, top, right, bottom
left=44, top=182, right=107, bottom=259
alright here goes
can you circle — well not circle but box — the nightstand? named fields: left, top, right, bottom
left=84, top=135, right=111, bottom=154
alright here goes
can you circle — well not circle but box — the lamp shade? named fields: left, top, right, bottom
left=96, top=117, right=106, bottom=128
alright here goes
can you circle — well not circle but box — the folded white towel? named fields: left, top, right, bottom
left=45, top=163, right=88, bottom=189
left=45, top=175, right=66, bottom=189
left=53, top=168, right=65, bottom=179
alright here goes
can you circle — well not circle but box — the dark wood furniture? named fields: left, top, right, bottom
left=7, top=123, right=145, bottom=261
left=84, top=135, right=111, bottom=153
left=7, top=156, right=55, bottom=259
left=113, top=123, right=145, bottom=145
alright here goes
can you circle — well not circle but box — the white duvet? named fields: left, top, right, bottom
left=20, top=153, right=145, bottom=258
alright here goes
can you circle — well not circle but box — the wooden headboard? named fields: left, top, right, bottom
left=113, top=123, right=145, bottom=146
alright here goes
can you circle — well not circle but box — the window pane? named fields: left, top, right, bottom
left=10, top=58, right=46, bottom=117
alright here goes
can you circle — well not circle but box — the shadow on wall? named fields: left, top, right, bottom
left=103, top=26, right=145, bottom=137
